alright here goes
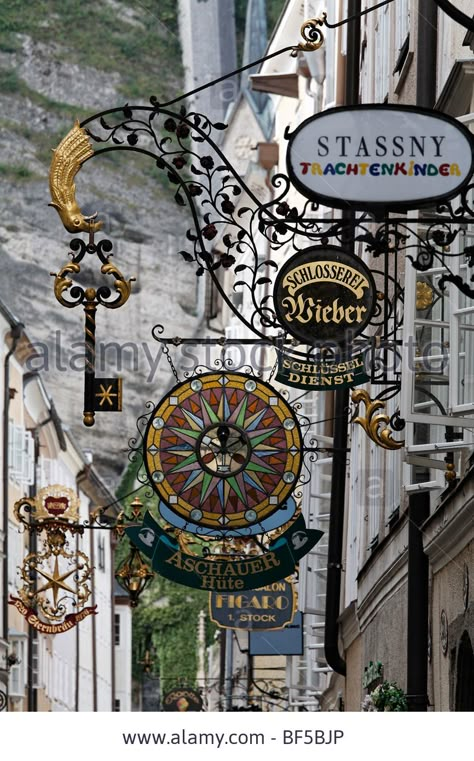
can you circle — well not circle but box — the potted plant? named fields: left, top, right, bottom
left=362, top=681, right=408, bottom=711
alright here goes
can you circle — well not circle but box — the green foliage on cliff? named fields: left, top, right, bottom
left=0, top=0, right=182, bottom=101
left=0, top=1, right=183, bottom=201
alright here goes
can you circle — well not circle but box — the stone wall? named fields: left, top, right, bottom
left=0, top=15, right=203, bottom=483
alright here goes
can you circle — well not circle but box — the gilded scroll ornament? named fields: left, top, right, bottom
left=49, top=120, right=102, bottom=234
left=416, top=281, right=434, bottom=310
left=17, top=541, right=92, bottom=622
left=295, top=17, right=325, bottom=53
left=351, top=389, right=404, bottom=450
left=11, top=487, right=96, bottom=631
left=14, top=485, right=80, bottom=528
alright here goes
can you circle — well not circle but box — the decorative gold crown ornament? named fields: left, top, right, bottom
left=14, top=485, right=81, bottom=529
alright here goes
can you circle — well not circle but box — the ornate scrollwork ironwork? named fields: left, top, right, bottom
left=45, top=59, right=473, bottom=423
left=296, top=17, right=326, bottom=52
left=47, top=97, right=473, bottom=362
left=17, top=537, right=92, bottom=622
left=351, top=389, right=404, bottom=450
left=51, top=237, right=134, bottom=310
left=11, top=487, right=96, bottom=628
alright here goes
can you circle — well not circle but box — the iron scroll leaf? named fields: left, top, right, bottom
left=125, top=511, right=323, bottom=592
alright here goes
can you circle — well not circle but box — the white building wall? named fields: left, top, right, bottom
left=77, top=490, right=95, bottom=712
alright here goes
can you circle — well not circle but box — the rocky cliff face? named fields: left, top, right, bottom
left=0, top=3, right=203, bottom=484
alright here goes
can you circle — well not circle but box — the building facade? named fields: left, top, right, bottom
left=0, top=297, right=132, bottom=712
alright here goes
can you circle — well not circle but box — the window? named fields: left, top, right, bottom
left=400, top=197, right=474, bottom=494
left=324, top=15, right=335, bottom=107
left=114, top=613, right=121, bottom=647
left=395, top=0, right=410, bottom=53
left=384, top=394, right=401, bottom=525
left=402, top=224, right=474, bottom=430
left=8, top=423, right=34, bottom=486
left=451, top=236, right=474, bottom=413
left=31, top=639, right=40, bottom=689
left=367, top=441, right=382, bottom=549
left=8, top=635, right=27, bottom=698
left=340, top=0, right=349, bottom=56
left=38, top=457, right=76, bottom=490
left=98, top=536, right=106, bottom=571
left=374, top=3, right=390, bottom=101
left=8, top=521, right=24, bottom=591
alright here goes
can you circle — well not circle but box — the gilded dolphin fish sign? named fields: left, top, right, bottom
left=49, top=120, right=102, bottom=234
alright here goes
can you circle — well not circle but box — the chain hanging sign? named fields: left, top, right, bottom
left=286, top=104, right=474, bottom=212
left=273, top=245, right=375, bottom=390
left=10, top=486, right=96, bottom=633
left=144, top=372, right=302, bottom=531
left=274, top=245, right=376, bottom=345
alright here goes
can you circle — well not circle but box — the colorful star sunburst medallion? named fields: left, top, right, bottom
left=144, top=372, right=302, bottom=530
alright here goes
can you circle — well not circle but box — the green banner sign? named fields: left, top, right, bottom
left=125, top=511, right=323, bottom=592
left=276, top=350, right=369, bottom=391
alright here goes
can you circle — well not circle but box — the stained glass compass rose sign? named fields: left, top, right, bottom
left=144, top=372, right=302, bottom=530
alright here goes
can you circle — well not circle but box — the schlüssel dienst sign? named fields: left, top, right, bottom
left=286, top=104, right=474, bottom=212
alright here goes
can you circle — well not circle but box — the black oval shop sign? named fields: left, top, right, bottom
left=274, top=246, right=376, bottom=345
left=286, top=104, right=474, bottom=212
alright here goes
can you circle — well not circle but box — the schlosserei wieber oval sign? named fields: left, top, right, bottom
left=274, top=245, right=376, bottom=345
left=286, top=104, right=474, bottom=212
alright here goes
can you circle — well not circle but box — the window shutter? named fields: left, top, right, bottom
left=32, top=639, right=40, bottom=689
